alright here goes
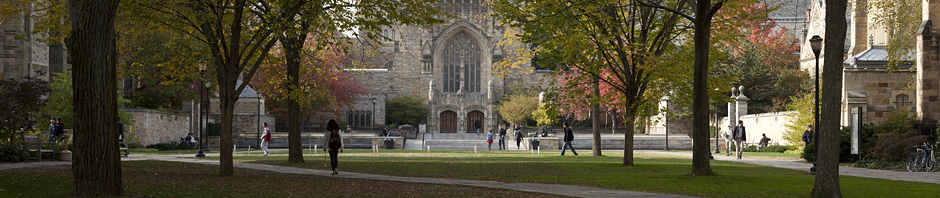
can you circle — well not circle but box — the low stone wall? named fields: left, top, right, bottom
left=123, top=108, right=190, bottom=146
left=719, top=111, right=797, bottom=146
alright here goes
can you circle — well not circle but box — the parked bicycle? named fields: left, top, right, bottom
left=906, top=142, right=939, bottom=172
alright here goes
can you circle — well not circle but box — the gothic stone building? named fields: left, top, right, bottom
left=341, top=1, right=551, bottom=133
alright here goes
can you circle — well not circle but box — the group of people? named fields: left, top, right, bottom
left=484, top=122, right=578, bottom=156
left=47, top=117, right=65, bottom=142
left=722, top=120, right=775, bottom=159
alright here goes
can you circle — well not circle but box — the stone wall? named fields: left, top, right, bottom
left=124, top=108, right=191, bottom=146
left=719, top=111, right=797, bottom=145
left=843, top=68, right=916, bottom=125
left=917, top=3, right=940, bottom=121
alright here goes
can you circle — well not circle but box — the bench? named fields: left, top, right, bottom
left=25, top=135, right=56, bottom=161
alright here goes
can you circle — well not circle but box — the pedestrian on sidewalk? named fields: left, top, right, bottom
left=514, top=124, right=524, bottom=150
left=260, top=122, right=271, bottom=156
left=486, top=130, right=494, bottom=150
left=54, top=118, right=64, bottom=142
left=324, top=119, right=344, bottom=175
left=561, top=122, right=577, bottom=156
left=48, top=117, right=56, bottom=142
left=733, top=120, right=746, bottom=159
left=723, top=126, right=733, bottom=156
left=802, top=125, right=814, bottom=148
left=475, top=120, right=482, bottom=135
left=498, top=125, right=507, bottom=150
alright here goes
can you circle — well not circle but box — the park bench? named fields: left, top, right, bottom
left=25, top=135, right=56, bottom=161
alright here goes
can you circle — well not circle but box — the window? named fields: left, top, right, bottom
left=346, top=110, right=373, bottom=127
left=422, top=55, right=433, bottom=73
left=442, top=31, right=481, bottom=93
left=895, top=94, right=912, bottom=109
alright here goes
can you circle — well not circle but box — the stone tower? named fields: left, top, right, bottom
left=916, top=0, right=940, bottom=121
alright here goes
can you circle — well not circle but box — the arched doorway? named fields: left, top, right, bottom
left=440, top=111, right=457, bottom=133
left=466, top=111, right=484, bottom=133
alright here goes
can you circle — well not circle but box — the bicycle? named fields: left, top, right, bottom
left=906, top=142, right=938, bottom=172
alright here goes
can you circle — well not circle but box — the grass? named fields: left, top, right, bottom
left=127, top=148, right=201, bottom=155
left=215, top=149, right=940, bottom=198
left=669, top=150, right=803, bottom=160
left=0, top=160, right=560, bottom=197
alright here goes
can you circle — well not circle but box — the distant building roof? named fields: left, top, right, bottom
left=843, top=46, right=913, bottom=68
left=214, top=79, right=262, bottom=98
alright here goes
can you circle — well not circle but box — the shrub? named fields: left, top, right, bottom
left=759, top=145, right=789, bottom=153
left=867, top=131, right=928, bottom=162
left=849, top=159, right=906, bottom=169
left=0, top=141, right=29, bottom=162
left=802, top=127, right=857, bottom=163
left=146, top=142, right=193, bottom=151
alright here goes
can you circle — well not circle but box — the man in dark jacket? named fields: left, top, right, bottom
left=733, top=120, right=746, bottom=159
left=561, top=122, right=578, bottom=156
left=802, top=125, right=814, bottom=147
left=54, top=118, right=65, bottom=142
left=498, top=126, right=507, bottom=150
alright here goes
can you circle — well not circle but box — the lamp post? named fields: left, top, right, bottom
left=196, top=64, right=206, bottom=157
left=662, top=94, right=670, bottom=150
left=715, top=94, right=720, bottom=154
left=809, top=35, right=823, bottom=173
left=372, top=97, right=377, bottom=134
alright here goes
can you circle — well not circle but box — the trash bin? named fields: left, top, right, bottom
left=384, top=140, right=395, bottom=149
left=530, top=139, right=539, bottom=149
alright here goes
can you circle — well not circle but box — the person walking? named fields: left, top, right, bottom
left=802, top=125, right=814, bottom=148
left=324, top=119, right=344, bottom=175
left=561, top=122, right=578, bottom=156
left=118, top=121, right=129, bottom=156
left=475, top=120, right=482, bottom=135
left=486, top=130, right=494, bottom=150
left=733, top=120, right=746, bottom=159
left=260, top=122, right=271, bottom=156
left=514, top=124, right=524, bottom=150
left=723, top=126, right=733, bottom=156
left=498, top=126, right=507, bottom=150
left=54, top=118, right=65, bottom=142
left=48, top=117, right=56, bottom=142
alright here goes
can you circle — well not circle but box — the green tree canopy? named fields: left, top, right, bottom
left=495, top=94, right=538, bottom=125
left=385, top=96, right=427, bottom=126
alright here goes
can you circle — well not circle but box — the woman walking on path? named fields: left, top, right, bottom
left=324, top=119, right=344, bottom=175
left=260, top=122, right=271, bottom=156
left=486, top=130, right=494, bottom=150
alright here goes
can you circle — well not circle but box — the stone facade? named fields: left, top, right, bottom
left=916, top=0, right=940, bottom=122
left=342, top=2, right=551, bottom=134
left=0, top=14, right=66, bottom=81
left=842, top=68, right=916, bottom=125
left=719, top=111, right=798, bottom=145
left=124, top=108, right=191, bottom=146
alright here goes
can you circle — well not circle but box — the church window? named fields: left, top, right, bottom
left=422, top=55, right=433, bottom=73
left=346, top=110, right=373, bottom=127
left=442, top=31, right=481, bottom=93
left=894, top=94, right=912, bottom=109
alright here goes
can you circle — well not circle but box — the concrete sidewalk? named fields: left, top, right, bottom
left=643, top=150, right=940, bottom=184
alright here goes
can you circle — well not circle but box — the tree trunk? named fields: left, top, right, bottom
left=218, top=77, right=237, bottom=176
left=283, top=37, right=305, bottom=163
left=811, top=0, right=846, bottom=197
left=623, top=100, right=636, bottom=165
left=691, top=0, right=714, bottom=176
left=592, top=79, right=602, bottom=156
left=69, top=0, right=122, bottom=196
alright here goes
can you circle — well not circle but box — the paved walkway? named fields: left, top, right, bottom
left=0, top=151, right=691, bottom=198
left=643, top=150, right=940, bottom=184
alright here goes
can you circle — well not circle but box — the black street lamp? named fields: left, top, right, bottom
left=372, top=97, right=377, bottom=134
left=662, top=94, right=670, bottom=150
left=196, top=65, right=207, bottom=157
left=809, top=35, right=823, bottom=173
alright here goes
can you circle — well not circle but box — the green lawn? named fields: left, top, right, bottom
left=218, top=150, right=940, bottom=198
left=0, top=160, right=559, bottom=197
left=669, top=150, right=803, bottom=160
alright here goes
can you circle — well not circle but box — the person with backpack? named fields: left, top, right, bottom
left=514, top=124, right=524, bottom=150
left=260, top=122, right=271, bottom=156
left=561, top=122, right=577, bottom=156
left=486, top=130, right=494, bottom=150
left=323, top=119, right=344, bottom=175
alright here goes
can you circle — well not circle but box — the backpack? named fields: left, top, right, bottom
left=328, top=132, right=341, bottom=150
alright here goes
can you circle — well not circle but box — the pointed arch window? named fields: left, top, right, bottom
left=442, top=31, right=481, bottom=93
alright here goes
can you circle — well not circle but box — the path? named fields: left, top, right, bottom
left=1, top=151, right=691, bottom=198
left=642, top=150, right=940, bottom=184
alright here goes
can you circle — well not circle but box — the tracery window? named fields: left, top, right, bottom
left=442, top=31, right=481, bottom=93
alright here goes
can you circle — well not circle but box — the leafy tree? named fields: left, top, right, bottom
left=0, top=76, right=50, bottom=141
left=869, top=0, right=921, bottom=69
left=495, top=95, right=538, bottom=126
left=784, top=93, right=814, bottom=145
left=813, top=0, right=848, bottom=196
left=385, top=96, right=427, bottom=126
left=68, top=0, right=122, bottom=195
left=493, top=0, right=691, bottom=166
left=42, top=72, right=135, bottom=131
left=532, top=102, right=559, bottom=128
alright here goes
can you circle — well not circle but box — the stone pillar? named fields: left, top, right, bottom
left=428, top=80, right=437, bottom=133
left=728, top=87, right=737, bottom=129
left=736, top=86, right=749, bottom=118
left=917, top=18, right=940, bottom=120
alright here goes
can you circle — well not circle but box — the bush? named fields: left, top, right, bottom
left=849, top=159, right=906, bottom=169
left=759, top=145, right=789, bottom=153
left=0, top=141, right=29, bottom=162
left=146, top=142, right=193, bottom=151
left=867, top=131, right=928, bottom=162
left=801, top=127, right=857, bottom=163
